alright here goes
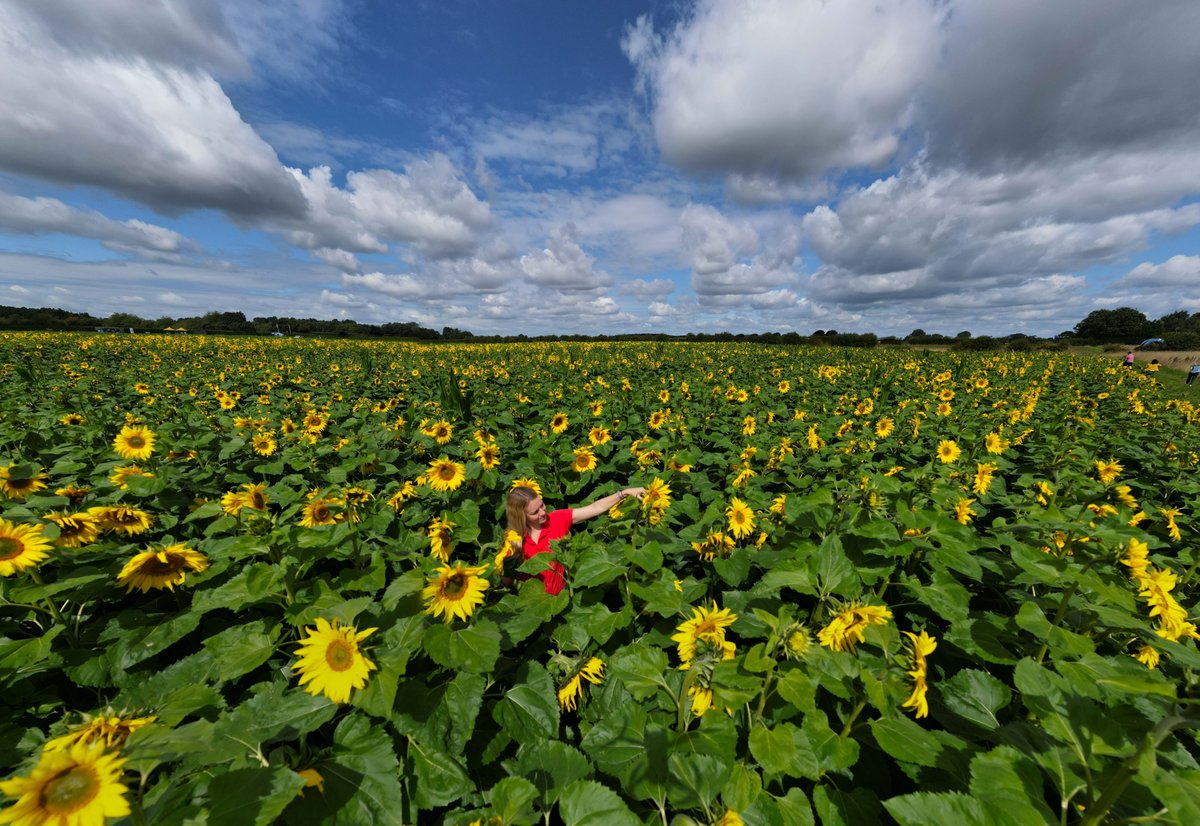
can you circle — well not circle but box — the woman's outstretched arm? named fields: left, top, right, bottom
left=571, top=486, right=645, bottom=524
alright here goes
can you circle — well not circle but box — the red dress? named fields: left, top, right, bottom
left=522, top=509, right=572, bottom=595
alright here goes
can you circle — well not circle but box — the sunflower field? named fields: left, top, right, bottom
left=2, top=332, right=1200, bottom=825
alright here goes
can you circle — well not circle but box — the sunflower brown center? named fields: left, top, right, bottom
left=437, top=466, right=456, bottom=480
left=312, top=505, right=330, bottom=521
left=443, top=572, right=467, bottom=598
left=0, top=536, right=24, bottom=560
left=324, top=639, right=355, bottom=672
left=41, top=766, right=99, bottom=813
left=127, top=436, right=145, bottom=449
left=7, top=477, right=34, bottom=492
left=142, top=556, right=184, bottom=575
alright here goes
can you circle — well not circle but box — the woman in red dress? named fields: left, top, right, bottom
left=505, top=484, right=644, bottom=594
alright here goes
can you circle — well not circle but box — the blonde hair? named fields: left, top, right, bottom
left=506, top=486, right=539, bottom=537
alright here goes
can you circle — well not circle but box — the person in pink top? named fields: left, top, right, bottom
left=505, top=484, right=645, bottom=595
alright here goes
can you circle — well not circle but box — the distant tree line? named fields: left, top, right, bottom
left=2, top=303, right=1197, bottom=349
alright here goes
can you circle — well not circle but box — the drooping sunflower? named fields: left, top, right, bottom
left=423, top=562, right=490, bottom=623
left=55, top=485, right=92, bottom=505
left=293, top=618, right=378, bottom=704
left=0, top=519, right=53, bottom=577
left=571, top=446, right=597, bottom=474
left=59, top=413, right=86, bottom=426
left=427, top=518, right=455, bottom=562
left=900, top=630, right=938, bottom=719
left=557, top=657, right=605, bottom=712
left=386, top=481, right=418, bottom=512
left=0, top=742, right=129, bottom=825
left=726, top=498, right=755, bottom=540
left=817, top=603, right=893, bottom=653
left=112, top=425, right=156, bottom=461
left=984, top=432, right=1008, bottom=454
left=691, top=531, right=734, bottom=562
left=88, top=506, right=154, bottom=536
left=44, top=714, right=157, bottom=753
left=953, top=498, right=977, bottom=525
left=116, top=544, right=209, bottom=592
left=426, top=458, right=466, bottom=492
left=0, top=464, right=48, bottom=500
left=109, top=465, right=154, bottom=490
left=475, top=442, right=501, bottom=471
left=588, top=426, right=611, bottom=446
left=45, top=512, right=100, bottom=549
left=936, top=440, right=961, bottom=464
left=672, top=603, right=737, bottom=667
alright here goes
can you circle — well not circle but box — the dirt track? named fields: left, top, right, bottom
left=1097, top=350, right=1200, bottom=371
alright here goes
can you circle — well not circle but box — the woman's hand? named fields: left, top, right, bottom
left=619, top=486, right=646, bottom=502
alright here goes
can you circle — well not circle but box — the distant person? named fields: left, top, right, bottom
left=1146, top=359, right=1160, bottom=374
left=1188, top=362, right=1200, bottom=386
left=1123, top=351, right=1135, bottom=367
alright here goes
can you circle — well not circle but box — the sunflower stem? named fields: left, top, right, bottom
left=676, top=668, right=698, bottom=733
left=754, top=655, right=778, bottom=725
left=839, top=698, right=867, bottom=737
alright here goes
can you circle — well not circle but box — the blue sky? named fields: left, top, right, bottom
left=2, top=0, right=1199, bottom=336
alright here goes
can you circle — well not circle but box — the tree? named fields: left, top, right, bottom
left=956, top=330, right=971, bottom=339
left=1073, top=308, right=1152, bottom=343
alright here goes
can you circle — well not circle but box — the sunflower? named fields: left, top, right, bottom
left=647, top=410, right=668, bottom=430
left=0, top=519, right=53, bottom=577
left=590, top=401, right=604, bottom=416
left=109, top=465, right=153, bottom=490
left=874, top=417, right=895, bottom=438
left=251, top=433, right=277, bottom=456
left=1134, top=644, right=1161, bottom=669
left=422, top=420, right=454, bottom=445
left=423, top=562, right=490, bottom=623
left=643, top=478, right=673, bottom=515
left=571, top=446, right=597, bottom=474
left=936, top=440, right=961, bottom=464
left=44, top=714, right=157, bottom=753
left=586, top=426, right=611, bottom=447
left=88, top=506, right=154, bottom=536
left=299, top=496, right=344, bottom=527
left=45, top=512, right=100, bottom=549
left=783, top=624, right=813, bottom=660
left=495, top=529, right=521, bottom=575
left=984, top=432, right=1008, bottom=454
left=116, top=544, right=209, bottom=592
left=691, top=532, right=734, bottom=562
left=112, top=425, right=156, bottom=461
left=427, top=518, right=455, bottom=562
left=672, top=603, right=737, bottom=667
left=424, top=457, right=466, bottom=493
left=0, top=742, right=129, bottom=825
left=475, top=442, right=500, bottom=471
left=972, top=462, right=997, bottom=497
left=726, top=498, right=755, bottom=540
left=557, top=657, right=605, bottom=712
left=297, top=768, right=325, bottom=796
left=386, top=481, right=418, bottom=512
left=59, top=413, right=86, bottom=426
left=293, top=618, right=378, bottom=704
left=55, top=485, right=92, bottom=505
left=953, top=498, right=977, bottom=525
left=900, top=630, right=937, bottom=719
left=550, top=413, right=569, bottom=434
left=0, top=465, right=48, bottom=500
left=1095, top=458, right=1123, bottom=485
left=511, top=477, right=541, bottom=496
left=817, top=603, right=892, bottom=653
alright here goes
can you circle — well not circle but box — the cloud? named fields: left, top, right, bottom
left=9, top=284, right=31, bottom=295
left=623, top=0, right=943, bottom=180
left=1113, top=255, right=1200, bottom=289
left=277, top=155, right=494, bottom=258
left=463, top=101, right=635, bottom=178
left=519, top=224, right=612, bottom=291
left=679, top=204, right=758, bottom=275
left=0, top=7, right=305, bottom=219
left=313, top=247, right=361, bottom=273
left=622, top=278, right=676, bottom=299
left=923, top=0, right=1200, bottom=170
left=0, top=193, right=197, bottom=258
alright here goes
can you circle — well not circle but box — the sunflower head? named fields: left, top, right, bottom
left=112, top=425, right=156, bottom=461
left=426, top=458, right=466, bottom=492
left=293, top=618, right=378, bottom=704
left=0, top=464, right=49, bottom=500
left=423, top=562, right=490, bottom=623
left=116, top=544, right=209, bottom=592
left=0, top=742, right=129, bottom=825
left=0, top=518, right=53, bottom=577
